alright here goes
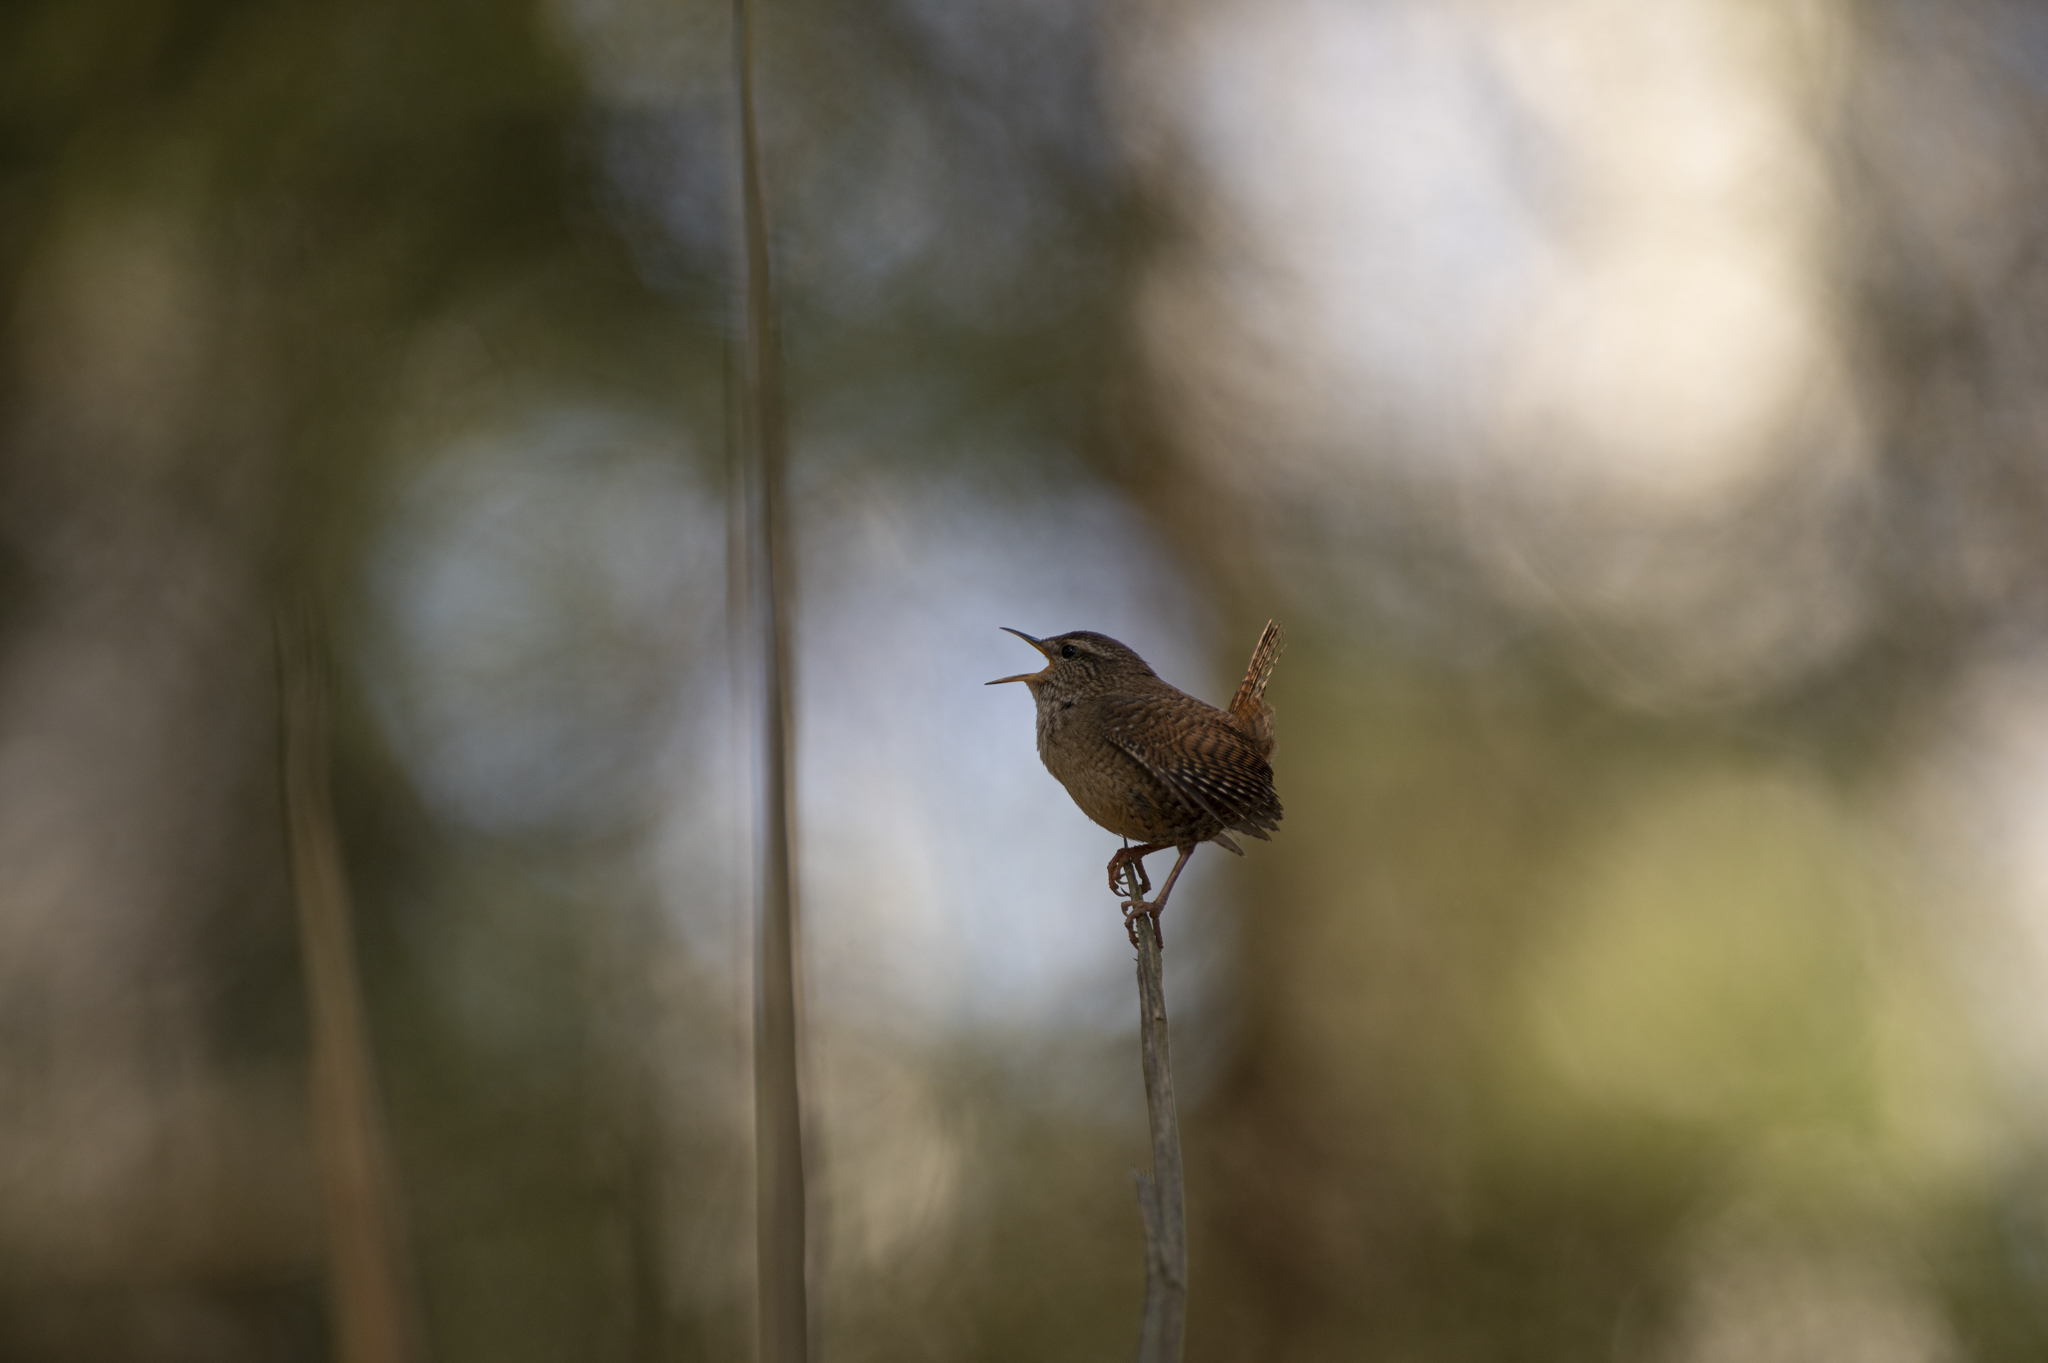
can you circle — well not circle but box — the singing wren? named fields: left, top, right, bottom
left=988, top=622, right=1284, bottom=926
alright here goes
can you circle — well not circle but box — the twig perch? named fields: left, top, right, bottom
left=1121, top=861, right=1188, bottom=1363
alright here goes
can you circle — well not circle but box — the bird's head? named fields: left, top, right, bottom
left=986, top=628, right=1155, bottom=704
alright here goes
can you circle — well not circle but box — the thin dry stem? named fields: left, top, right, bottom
left=279, top=609, right=426, bottom=1363
left=1122, top=862, right=1188, bottom=1363
left=732, top=0, right=811, bottom=1357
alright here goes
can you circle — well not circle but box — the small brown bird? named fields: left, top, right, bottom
left=988, top=622, right=1284, bottom=931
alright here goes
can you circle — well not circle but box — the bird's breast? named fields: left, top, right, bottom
left=1035, top=696, right=1183, bottom=842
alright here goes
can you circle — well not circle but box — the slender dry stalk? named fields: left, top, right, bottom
left=1121, top=864, right=1188, bottom=1363
left=730, top=0, right=811, bottom=1358
left=279, top=609, right=426, bottom=1363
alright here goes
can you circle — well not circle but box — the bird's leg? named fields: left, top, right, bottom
left=1143, top=844, right=1198, bottom=940
left=1120, top=843, right=1198, bottom=948
left=1107, top=841, right=1171, bottom=897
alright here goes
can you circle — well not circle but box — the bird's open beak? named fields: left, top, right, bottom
left=986, top=627, right=1052, bottom=685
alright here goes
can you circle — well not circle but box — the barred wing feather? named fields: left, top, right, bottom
left=1105, top=698, right=1283, bottom=848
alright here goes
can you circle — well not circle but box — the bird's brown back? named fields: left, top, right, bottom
left=1096, top=681, right=1281, bottom=847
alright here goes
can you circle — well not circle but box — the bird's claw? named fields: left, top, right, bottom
left=1112, top=849, right=1166, bottom=949
left=1121, top=898, right=1164, bottom=950
left=1107, top=847, right=1153, bottom=897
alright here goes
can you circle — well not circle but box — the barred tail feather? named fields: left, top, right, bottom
left=1230, top=620, right=1284, bottom=754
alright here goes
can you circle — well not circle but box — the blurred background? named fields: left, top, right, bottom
left=7, top=0, right=2048, bottom=1358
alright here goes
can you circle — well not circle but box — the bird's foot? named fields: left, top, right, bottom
left=1121, top=897, right=1165, bottom=950
left=1106, top=844, right=1163, bottom=897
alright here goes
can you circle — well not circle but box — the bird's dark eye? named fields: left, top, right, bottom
left=1061, top=643, right=1079, bottom=659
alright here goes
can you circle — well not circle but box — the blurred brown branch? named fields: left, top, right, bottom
left=279, top=607, right=427, bottom=1363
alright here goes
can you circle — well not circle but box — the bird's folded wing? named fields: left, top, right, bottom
left=1103, top=699, right=1283, bottom=841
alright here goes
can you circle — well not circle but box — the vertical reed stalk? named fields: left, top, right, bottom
left=279, top=608, right=425, bottom=1363
left=730, top=0, right=810, bottom=1358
